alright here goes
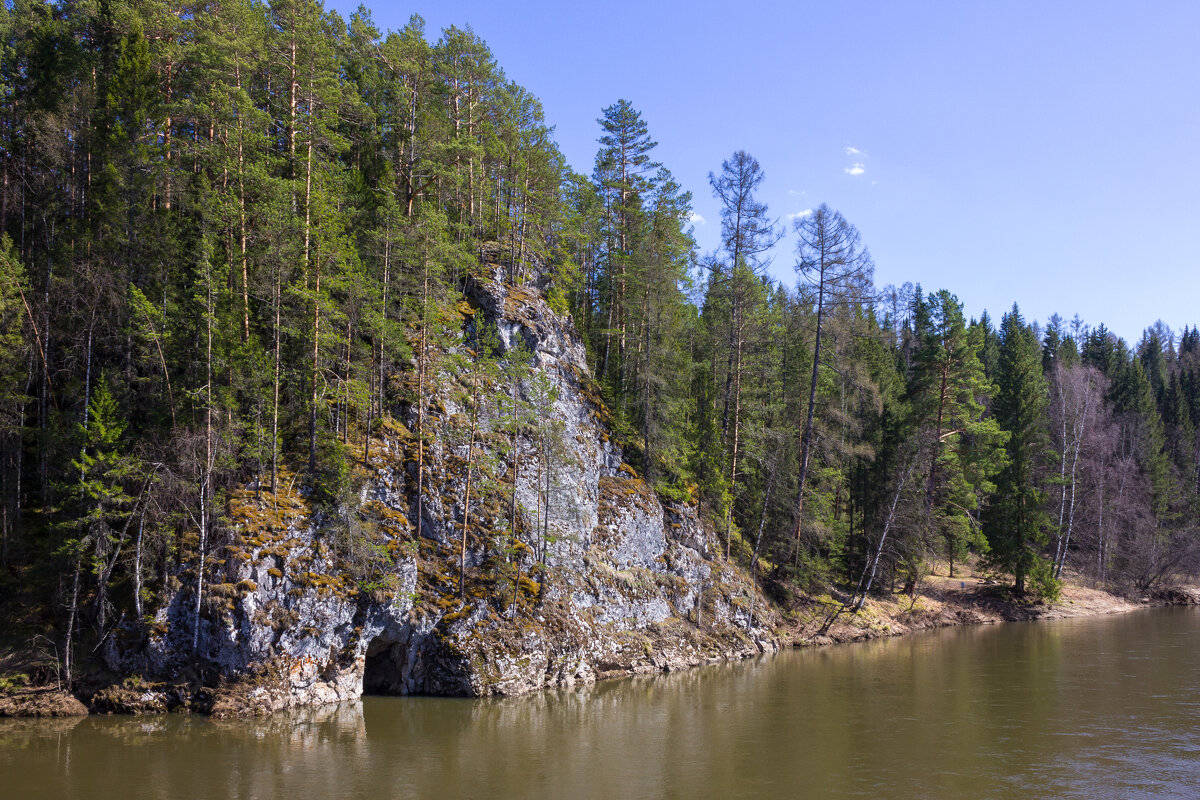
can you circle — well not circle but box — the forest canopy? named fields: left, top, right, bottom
left=2, top=0, right=1198, bottom=682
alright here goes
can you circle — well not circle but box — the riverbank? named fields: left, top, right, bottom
left=3, top=566, right=1197, bottom=719
left=0, top=687, right=88, bottom=717
left=781, top=564, right=1200, bottom=648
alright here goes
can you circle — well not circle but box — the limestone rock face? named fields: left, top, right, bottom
left=106, top=264, right=777, bottom=713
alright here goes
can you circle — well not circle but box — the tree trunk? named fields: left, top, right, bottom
left=459, top=360, right=479, bottom=598
left=133, top=512, right=144, bottom=618
left=235, top=54, right=250, bottom=342
left=308, top=250, right=321, bottom=474
left=745, top=461, right=774, bottom=632
left=541, top=442, right=552, bottom=564
left=854, top=467, right=909, bottom=612
left=195, top=254, right=214, bottom=656
left=271, top=270, right=281, bottom=496
left=508, top=378, right=521, bottom=542
left=63, top=552, right=82, bottom=686
left=641, top=281, right=653, bottom=482
left=1055, top=386, right=1091, bottom=579
left=415, top=254, right=429, bottom=540
left=793, top=263, right=827, bottom=555
left=725, top=325, right=744, bottom=560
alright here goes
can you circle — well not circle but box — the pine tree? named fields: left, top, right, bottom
left=593, top=99, right=657, bottom=390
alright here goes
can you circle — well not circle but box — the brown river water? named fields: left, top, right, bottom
left=4, top=607, right=1200, bottom=799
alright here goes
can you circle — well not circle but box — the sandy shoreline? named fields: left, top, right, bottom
left=782, top=567, right=1197, bottom=649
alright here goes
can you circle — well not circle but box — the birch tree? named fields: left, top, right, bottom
left=1047, top=362, right=1104, bottom=577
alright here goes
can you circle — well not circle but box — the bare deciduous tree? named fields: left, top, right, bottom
left=1048, top=363, right=1104, bottom=577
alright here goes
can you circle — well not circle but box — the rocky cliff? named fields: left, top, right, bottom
left=101, top=263, right=778, bottom=715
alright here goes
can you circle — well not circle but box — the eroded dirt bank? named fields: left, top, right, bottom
left=780, top=567, right=1197, bottom=649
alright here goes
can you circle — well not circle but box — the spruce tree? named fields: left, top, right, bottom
left=984, top=305, right=1054, bottom=598
left=0, top=236, right=28, bottom=565
left=909, top=290, right=1006, bottom=576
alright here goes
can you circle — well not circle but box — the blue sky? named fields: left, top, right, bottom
left=328, top=0, right=1200, bottom=344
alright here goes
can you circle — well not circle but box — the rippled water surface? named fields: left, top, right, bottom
left=5, top=607, right=1200, bottom=799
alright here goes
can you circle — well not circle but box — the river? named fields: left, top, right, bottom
left=4, top=607, right=1200, bottom=799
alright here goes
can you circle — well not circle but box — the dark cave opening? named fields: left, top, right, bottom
left=362, top=635, right=407, bottom=695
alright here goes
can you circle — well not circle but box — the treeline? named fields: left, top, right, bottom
left=576, top=114, right=1200, bottom=603
left=0, top=0, right=1197, bottom=682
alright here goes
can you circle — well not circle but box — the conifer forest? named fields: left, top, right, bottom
left=2, top=0, right=1199, bottom=683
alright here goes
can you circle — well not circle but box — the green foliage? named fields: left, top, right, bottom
left=983, top=306, right=1052, bottom=597
left=1028, top=557, right=1062, bottom=601
left=908, top=290, right=1007, bottom=572
left=329, top=511, right=396, bottom=594
left=1, top=0, right=1198, bottom=665
left=0, top=672, right=30, bottom=694
left=0, top=236, right=29, bottom=432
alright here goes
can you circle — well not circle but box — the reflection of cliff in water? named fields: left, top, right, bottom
left=0, top=714, right=85, bottom=748
left=215, top=699, right=368, bottom=744
left=9, top=610, right=1200, bottom=800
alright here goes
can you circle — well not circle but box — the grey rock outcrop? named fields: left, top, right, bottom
left=104, top=262, right=778, bottom=714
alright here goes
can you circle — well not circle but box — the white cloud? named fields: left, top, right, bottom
left=845, top=163, right=865, bottom=176
left=689, top=212, right=706, bottom=225
left=787, top=189, right=806, bottom=196
left=845, top=146, right=863, bottom=156
left=786, top=208, right=813, bottom=221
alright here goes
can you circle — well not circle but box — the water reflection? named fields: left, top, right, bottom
left=4, top=609, right=1200, bottom=799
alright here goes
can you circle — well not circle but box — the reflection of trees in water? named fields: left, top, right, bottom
left=0, top=714, right=85, bottom=746
left=1, top=702, right=372, bottom=800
